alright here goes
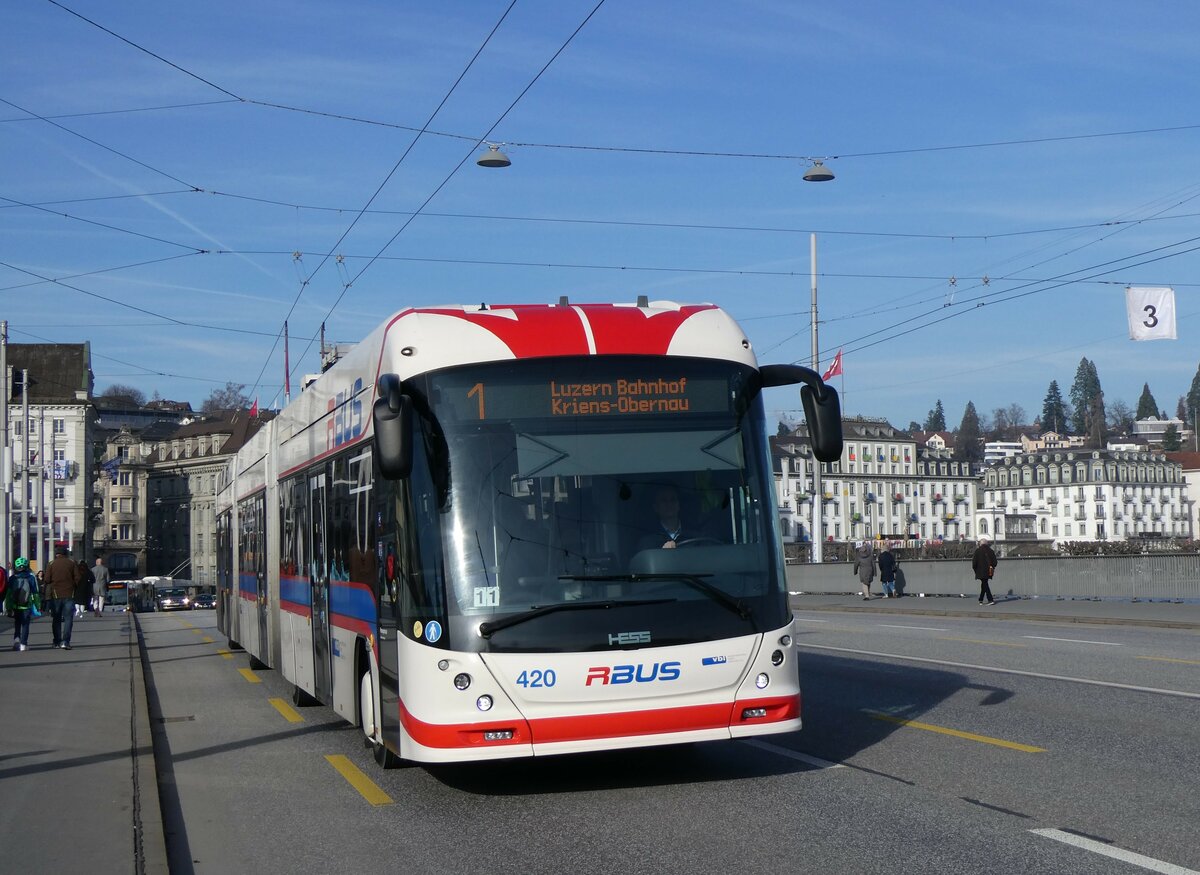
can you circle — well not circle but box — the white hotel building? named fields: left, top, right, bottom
left=772, top=418, right=979, bottom=544
left=979, top=448, right=1192, bottom=544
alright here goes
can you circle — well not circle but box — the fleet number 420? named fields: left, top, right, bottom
left=515, top=669, right=557, bottom=688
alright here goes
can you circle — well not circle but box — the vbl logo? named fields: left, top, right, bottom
left=327, top=376, right=364, bottom=451
left=585, top=661, right=681, bottom=686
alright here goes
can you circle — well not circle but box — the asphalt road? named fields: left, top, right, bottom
left=138, top=609, right=1200, bottom=875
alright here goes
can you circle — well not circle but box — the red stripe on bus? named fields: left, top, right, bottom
left=397, top=694, right=799, bottom=749
left=280, top=600, right=311, bottom=618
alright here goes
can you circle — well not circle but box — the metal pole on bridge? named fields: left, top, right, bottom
left=810, top=233, right=823, bottom=564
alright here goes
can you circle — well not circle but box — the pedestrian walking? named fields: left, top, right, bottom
left=972, top=535, right=998, bottom=606
left=75, top=560, right=93, bottom=619
left=43, top=546, right=83, bottom=649
left=91, top=556, right=111, bottom=617
left=5, top=557, right=41, bottom=651
left=853, top=541, right=876, bottom=600
left=879, top=544, right=898, bottom=598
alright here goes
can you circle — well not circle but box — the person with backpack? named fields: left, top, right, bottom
left=6, top=557, right=41, bottom=651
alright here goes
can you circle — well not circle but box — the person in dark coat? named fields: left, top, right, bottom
left=74, top=560, right=94, bottom=619
left=878, top=545, right=898, bottom=597
left=44, top=546, right=83, bottom=649
left=971, top=536, right=998, bottom=605
left=853, top=542, right=876, bottom=600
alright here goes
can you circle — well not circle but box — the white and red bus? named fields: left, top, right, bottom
left=215, top=300, right=841, bottom=766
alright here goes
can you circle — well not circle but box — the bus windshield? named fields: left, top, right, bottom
left=409, top=355, right=786, bottom=653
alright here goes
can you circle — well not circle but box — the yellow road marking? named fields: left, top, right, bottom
left=325, top=755, right=393, bottom=806
left=268, top=697, right=304, bottom=723
left=1136, top=655, right=1200, bottom=666
left=193, top=628, right=204, bottom=635
left=202, top=636, right=214, bottom=643
left=938, top=636, right=1025, bottom=648
left=216, top=649, right=233, bottom=659
left=178, top=620, right=193, bottom=628
left=238, top=668, right=261, bottom=684
left=866, top=710, right=1046, bottom=752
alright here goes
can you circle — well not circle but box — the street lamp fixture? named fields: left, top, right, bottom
left=802, top=160, right=835, bottom=182
left=477, top=143, right=512, bottom=168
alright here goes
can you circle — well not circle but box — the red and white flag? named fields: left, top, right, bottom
left=821, top=349, right=843, bottom=381
left=249, top=398, right=259, bottom=418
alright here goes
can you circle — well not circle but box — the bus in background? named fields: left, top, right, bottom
left=103, top=551, right=139, bottom=612
left=216, top=300, right=842, bottom=767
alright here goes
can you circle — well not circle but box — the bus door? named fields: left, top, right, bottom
left=309, top=471, right=332, bottom=702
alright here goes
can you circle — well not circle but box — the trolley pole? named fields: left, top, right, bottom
left=810, top=233, right=823, bottom=564
left=19, top=369, right=29, bottom=567
left=0, top=321, right=8, bottom=570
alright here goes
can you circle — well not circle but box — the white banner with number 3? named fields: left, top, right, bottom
left=1125, top=286, right=1176, bottom=341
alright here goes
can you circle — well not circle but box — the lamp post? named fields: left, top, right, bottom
left=810, top=233, right=824, bottom=564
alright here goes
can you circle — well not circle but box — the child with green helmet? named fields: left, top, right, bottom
left=6, top=557, right=41, bottom=651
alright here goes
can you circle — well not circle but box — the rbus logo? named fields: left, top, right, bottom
left=327, top=377, right=364, bottom=451
left=585, top=662, right=681, bottom=686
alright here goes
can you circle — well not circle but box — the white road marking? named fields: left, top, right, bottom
left=1025, top=636, right=1123, bottom=646
left=1030, top=828, right=1199, bottom=874
left=795, top=642, right=1200, bottom=700
left=740, top=739, right=844, bottom=769
left=878, top=624, right=947, bottom=631
left=792, top=617, right=829, bottom=623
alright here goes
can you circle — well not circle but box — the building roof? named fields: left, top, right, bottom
left=5, top=343, right=93, bottom=404
left=1164, top=451, right=1200, bottom=471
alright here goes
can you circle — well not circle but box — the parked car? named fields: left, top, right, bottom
left=192, top=592, right=216, bottom=610
left=155, top=587, right=191, bottom=611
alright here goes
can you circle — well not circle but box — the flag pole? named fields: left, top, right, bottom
left=810, top=233, right=823, bottom=564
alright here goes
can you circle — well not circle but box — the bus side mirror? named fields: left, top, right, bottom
left=760, top=364, right=844, bottom=463
left=373, top=373, right=413, bottom=479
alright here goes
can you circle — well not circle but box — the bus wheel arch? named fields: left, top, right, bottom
left=358, top=641, right=401, bottom=769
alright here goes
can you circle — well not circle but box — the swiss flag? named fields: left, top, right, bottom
left=821, top=349, right=843, bottom=382
left=249, top=398, right=259, bottom=418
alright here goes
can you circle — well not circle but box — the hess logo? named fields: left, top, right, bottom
left=585, top=662, right=681, bottom=686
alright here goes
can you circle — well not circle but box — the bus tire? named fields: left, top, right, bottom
left=360, top=667, right=401, bottom=769
left=248, top=652, right=268, bottom=671
left=291, top=684, right=318, bottom=707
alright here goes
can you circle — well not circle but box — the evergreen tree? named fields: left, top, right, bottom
left=906, top=421, right=922, bottom=433
left=1177, top=396, right=1188, bottom=421
left=1187, top=362, right=1200, bottom=428
left=955, top=401, right=982, bottom=462
left=924, top=399, right=946, bottom=431
left=1087, top=392, right=1107, bottom=448
left=1040, top=380, right=1069, bottom=434
left=1135, top=383, right=1159, bottom=420
left=1069, top=358, right=1103, bottom=435
left=1161, top=423, right=1182, bottom=451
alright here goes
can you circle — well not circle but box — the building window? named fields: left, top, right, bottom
left=53, top=418, right=65, bottom=434
left=55, top=487, right=65, bottom=500
left=118, top=472, right=131, bottom=486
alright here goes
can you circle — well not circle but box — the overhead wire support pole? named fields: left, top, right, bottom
left=810, top=233, right=823, bottom=564
left=0, top=320, right=8, bottom=571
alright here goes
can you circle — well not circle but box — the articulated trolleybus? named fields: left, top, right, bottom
left=215, top=300, right=841, bottom=767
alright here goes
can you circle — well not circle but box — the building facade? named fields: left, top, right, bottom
left=979, top=449, right=1192, bottom=544
left=4, top=344, right=94, bottom=569
left=773, top=417, right=979, bottom=544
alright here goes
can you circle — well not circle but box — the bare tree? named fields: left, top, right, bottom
left=1107, top=399, right=1134, bottom=435
left=98, top=383, right=146, bottom=406
left=201, top=382, right=250, bottom=414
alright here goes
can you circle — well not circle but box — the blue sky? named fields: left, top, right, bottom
left=4, top=1, right=1200, bottom=430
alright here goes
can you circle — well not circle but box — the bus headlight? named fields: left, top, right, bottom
left=453, top=673, right=472, bottom=691
left=755, top=672, right=769, bottom=689
left=476, top=695, right=493, bottom=712
left=770, top=649, right=785, bottom=666
left=779, top=634, right=792, bottom=647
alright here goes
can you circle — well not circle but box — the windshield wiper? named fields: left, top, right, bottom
left=478, top=598, right=675, bottom=639
left=559, top=573, right=753, bottom=622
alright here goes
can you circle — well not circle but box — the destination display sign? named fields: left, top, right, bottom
left=430, top=365, right=738, bottom=423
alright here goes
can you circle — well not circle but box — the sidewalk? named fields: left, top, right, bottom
left=0, top=607, right=167, bottom=875
left=789, top=591, right=1200, bottom=629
